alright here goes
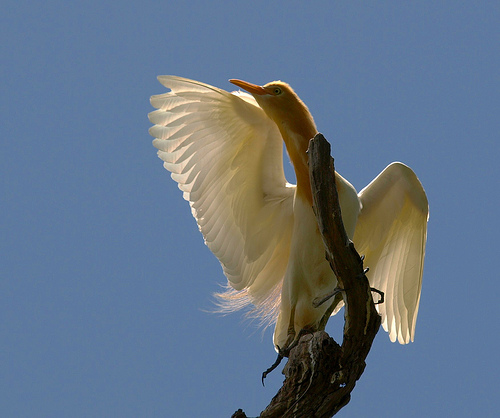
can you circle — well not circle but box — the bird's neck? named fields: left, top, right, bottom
left=280, top=123, right=317, bottom=205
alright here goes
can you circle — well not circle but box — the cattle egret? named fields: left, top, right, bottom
left=149, top=76, right=428, bottom=351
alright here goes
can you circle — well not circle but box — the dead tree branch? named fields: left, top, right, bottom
left=234, top=133, right=381, bottom=417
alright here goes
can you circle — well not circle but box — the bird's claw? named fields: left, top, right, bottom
left=356, top=263, right=384, bottom=304
left=370, top=287, right=384, bottom=304
left=262, top=328, right=313, bottom=384
left=356, top=267, right=369, bottom=280
left=261, top=350, right=284, bottom=386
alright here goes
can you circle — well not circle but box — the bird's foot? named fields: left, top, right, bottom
left=261, top=328, right=314, bottom=385
left=356, top=265, right=384, bottom=304
left=370, top=287, right=384, bottom=304
left=261, top=351, right=284, bottom=385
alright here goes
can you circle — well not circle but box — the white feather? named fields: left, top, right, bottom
left=354, top=162, right=429, bottom=343
left=149, top=76, right=429, bottom=345
left=149, top=76, right=294, bottom=322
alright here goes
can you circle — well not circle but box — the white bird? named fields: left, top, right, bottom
left=148, top=76, right=428, bottom=350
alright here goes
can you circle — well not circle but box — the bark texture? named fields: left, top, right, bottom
left=234, top=134, right=381, bottom=417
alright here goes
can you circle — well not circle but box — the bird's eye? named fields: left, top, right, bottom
left=273, top=87, right=282, bottom=95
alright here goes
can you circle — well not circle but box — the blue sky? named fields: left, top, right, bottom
left=2, top=1, right=499, bottom=416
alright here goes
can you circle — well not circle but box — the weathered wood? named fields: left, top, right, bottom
left=234, top=134, right=381, bottom=417
left=308, top=134, right=381, bottom=363
left=231, top=409, right=247, bottom=418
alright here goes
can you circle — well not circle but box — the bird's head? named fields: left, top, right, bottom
left=229, top=79, right=317, bottom=142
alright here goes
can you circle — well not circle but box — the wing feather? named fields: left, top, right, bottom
left=149, top=76, right=295, bottom=321
left=354, top=162, right=428, bottom=343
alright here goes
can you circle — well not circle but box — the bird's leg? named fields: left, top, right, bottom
left=261, top=352, right=284, bottom=385
left=261, top=327, right=315, bottom=384
left=262, top=347, right=283, bottom=386
left=312, top=287, right=344, bottom=308
left=274, top=305, right=297, bottom=357
left=262, top=304, right=321, bottom=382
left=261, top=305, right=298, bottom=384
left=318, top=292, right=344, bottom=331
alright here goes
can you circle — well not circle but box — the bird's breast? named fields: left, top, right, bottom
left=284, top=178, right=361, bottom=302
left=286, top=194, right=337, bottom=298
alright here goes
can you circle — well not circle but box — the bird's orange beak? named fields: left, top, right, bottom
left=229, top=79, right=267, bottom=95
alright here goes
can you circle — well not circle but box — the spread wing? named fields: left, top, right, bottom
left=354, top=162, right=429, bottom=344
left=148, top=76, right=295, bottom=320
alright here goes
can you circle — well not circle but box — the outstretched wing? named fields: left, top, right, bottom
left=353, top=162, right=429, bottom=344
left=149, top=76, right=295, bottom=319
